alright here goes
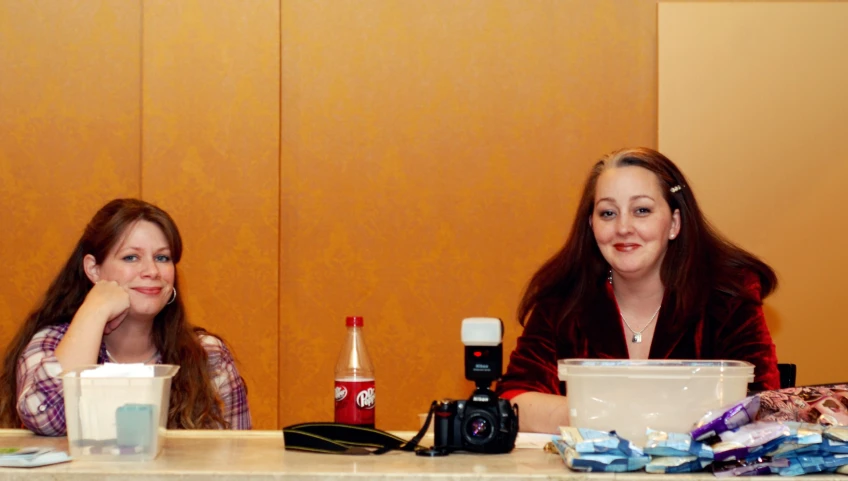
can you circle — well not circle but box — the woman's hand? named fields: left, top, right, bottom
left=56, top=280, right=132, bottom=370
left=80, top=280, right=131, bottom=335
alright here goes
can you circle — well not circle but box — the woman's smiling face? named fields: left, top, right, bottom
left=591, top=165, right=680, bottom=281
left=87, top=220, right=175, bottom=319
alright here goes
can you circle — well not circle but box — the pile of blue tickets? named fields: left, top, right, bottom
left=554, top=427, right=650, bottom=472
left=554, top=424, right=848, bottom=475
left=643, top=429, right=713, bottom=474
left=770, top=425, right=848, bottom=476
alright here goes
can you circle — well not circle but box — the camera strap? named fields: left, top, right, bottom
left=282, top=401, right=438, bottom=455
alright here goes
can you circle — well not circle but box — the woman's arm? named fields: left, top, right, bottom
left=497, top=305, right=568, bottom=432
left=715, top=276, right=780, bottom=391
left=511, top=391, right=570, bottom=434
left=200, top=335, right=252, bottom=429
left=16, top=325, right=70, bottom=436
left=17, top=282, right=130, bottom=436
left=54, top=280, right=129, bottom=371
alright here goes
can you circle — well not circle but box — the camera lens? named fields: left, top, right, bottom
left=467, top=417, right=491, bottom=438
left=461, top=411, right=496, bottom=445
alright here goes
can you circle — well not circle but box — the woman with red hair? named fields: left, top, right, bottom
left=497, top=147, right=780, bottom=433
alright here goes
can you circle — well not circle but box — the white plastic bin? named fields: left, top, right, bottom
left=61, top=364, right=179, bottom=461
left=558, top=359, right=753, bottom=446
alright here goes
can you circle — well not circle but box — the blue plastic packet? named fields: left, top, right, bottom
left=0, top=448, right=71, bottom=468
left=823, top=427, right=848, bottom=454
left=763, top=423, right=824, bottom=458
left=771, top=444, right=828, bottom=459
left=691, top=396, right=760, bottom=442
left=778, top=454, right=848, bottom=476
left=823, top=438, right=848, bottom=454
left=828, top=427, right=848, bottom=443
left=644, top=429, right=714, bottom=459
left=645, top=456, right=712, bottom=474
left=558, top=427, right=643, bottom=457
left=555, top=443, right=651, bottom=473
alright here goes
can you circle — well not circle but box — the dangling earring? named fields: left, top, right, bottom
left=167, top=287, right=177, bottom=305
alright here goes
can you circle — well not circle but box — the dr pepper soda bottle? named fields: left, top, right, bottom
left=334, top=316, right=375, bottom=427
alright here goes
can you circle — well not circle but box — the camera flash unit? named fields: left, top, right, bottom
left=460, top=317, right=504, bottom=386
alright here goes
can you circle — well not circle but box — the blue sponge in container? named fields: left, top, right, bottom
left=116, top=403, right=155, bottom=451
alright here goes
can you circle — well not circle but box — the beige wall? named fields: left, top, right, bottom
left=659, top=1, right=848, bottom=385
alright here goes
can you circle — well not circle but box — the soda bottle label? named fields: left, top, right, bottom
left=334, top=378, right=375, bottom=427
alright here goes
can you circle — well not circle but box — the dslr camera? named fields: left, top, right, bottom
left=432, top=318, right=518, bottom=454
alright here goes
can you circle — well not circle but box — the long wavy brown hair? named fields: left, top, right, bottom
left=0, top=198, right=229, bottom=429
left=519, top=147, right=777, bottom=327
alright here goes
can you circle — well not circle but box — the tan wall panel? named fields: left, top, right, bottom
left=142, top=0, right=280, bottom=428
left=0, top=1, right=141, bottom=348
left=659, top=2, right=848, bottom=385
left=281, top=0, right=658, bottom=429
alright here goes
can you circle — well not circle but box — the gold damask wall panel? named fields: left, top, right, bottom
left=2, top=0, right=661, bottom=431
left=280, top=0, right=658, bottom=429
left=0, top=1, right=141, bottom=347
left=142, top=0, right=280, bottom=428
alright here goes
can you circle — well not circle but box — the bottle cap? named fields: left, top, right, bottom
left=345, top=316, right=364, bottom=327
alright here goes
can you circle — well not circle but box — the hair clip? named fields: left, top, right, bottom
left=670, top=184, right=685, bottom=194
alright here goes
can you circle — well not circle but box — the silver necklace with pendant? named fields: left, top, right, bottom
left=620, top=306, right=661, bottom=343
left=609, top=271, right=662, bottom=343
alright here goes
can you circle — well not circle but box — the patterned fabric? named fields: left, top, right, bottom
left=16, top=323, right=251, bottom=436
left=758, top=385, right=848, bottom=425
left=198, top=333, right=252, bottom=431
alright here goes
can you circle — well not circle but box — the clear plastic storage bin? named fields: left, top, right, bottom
left=61, top=364, right=179, bottom=461
left=558, top=359, right=754, bottom=446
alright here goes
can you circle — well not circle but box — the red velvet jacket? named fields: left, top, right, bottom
left=496, top=274, right=781, bottom=398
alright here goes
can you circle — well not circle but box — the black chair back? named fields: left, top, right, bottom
left=777, top=363, right=797, bottom=389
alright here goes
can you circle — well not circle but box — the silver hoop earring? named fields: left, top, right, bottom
left=167, top=287, right=177, bottom=305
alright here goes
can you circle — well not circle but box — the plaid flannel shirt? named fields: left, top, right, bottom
left=16, top=323, right=252, bottom=436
